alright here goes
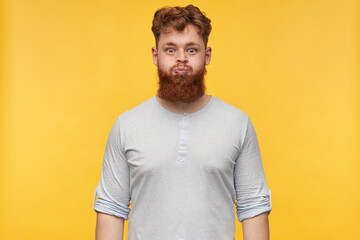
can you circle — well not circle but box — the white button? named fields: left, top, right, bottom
left=182, top=129, right=187, bottom=134
left=184, top=116, right=188, bottom=120
left=180, top=146, right=185, bottom=150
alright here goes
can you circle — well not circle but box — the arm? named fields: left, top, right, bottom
left=234, top=116, right=272, bottom=235
left=96, top=212, right=125, bottom=240
left=93, top=117, right=131, bottom=239
left=242, top=212, right=269, bottom=240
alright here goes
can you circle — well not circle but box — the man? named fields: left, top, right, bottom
left=94, top=5, right=272, bottom=240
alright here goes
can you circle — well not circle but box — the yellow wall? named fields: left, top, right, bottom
left=1, top=0, right=359, bottom=239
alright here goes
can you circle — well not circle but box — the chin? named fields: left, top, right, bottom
left=174, top=73, right=190, bottom=77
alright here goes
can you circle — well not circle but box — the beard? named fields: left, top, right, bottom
left=156, top=64, right=207, bottom=103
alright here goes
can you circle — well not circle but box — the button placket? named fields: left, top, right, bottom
left=177, top=113, right=190, bottom=163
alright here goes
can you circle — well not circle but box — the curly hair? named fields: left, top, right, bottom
left=151, top=5, right=212, bottom=47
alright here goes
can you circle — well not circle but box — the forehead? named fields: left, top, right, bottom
left=158, top=24, right=204, bottom=47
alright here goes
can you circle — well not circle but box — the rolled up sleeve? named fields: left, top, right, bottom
left=234, top=116, right=272, bottom=222
left=93, top=116, right=131, bottom=220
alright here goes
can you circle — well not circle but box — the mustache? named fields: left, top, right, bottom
left=170, top=64, right=193, bottom=71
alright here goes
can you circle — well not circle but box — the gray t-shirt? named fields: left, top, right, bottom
left=93, top=95, right=272, bottom=240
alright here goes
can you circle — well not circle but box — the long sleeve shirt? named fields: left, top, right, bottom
left=93, top=95, right=272, bottom=240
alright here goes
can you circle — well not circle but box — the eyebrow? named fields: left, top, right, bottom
left=163, top=42, right=201, bottom=47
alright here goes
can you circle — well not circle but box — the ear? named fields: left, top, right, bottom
left=152, top=47, right=158, bottom=66
left=205, top=47, right=212, bottom=65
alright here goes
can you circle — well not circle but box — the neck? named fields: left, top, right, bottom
left=156, top=94, right=211, bottom=114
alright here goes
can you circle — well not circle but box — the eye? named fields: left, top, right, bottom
left=187, top=48, right=197, bottom=54
left=166, top=48, right=175, bottom=54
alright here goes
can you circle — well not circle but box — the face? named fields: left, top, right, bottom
left=152, top=24, right=212, bottom=103
left=152, top=24, right=211, bottom=76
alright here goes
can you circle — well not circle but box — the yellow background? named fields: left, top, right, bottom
left=1, top=0, right=359, bottom=239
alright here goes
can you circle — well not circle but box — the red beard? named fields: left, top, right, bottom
left=156, top=64, right=207, bottom=103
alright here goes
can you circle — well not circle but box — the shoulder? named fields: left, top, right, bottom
left=212, top=96, right=250, bottom=124
left=116, top=96, right=157, bottom=123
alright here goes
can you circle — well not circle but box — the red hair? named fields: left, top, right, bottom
left=152, top=5, right=212, bottom=47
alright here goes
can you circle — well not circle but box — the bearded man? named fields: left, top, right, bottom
left=93, top=5, right=272, bottom=240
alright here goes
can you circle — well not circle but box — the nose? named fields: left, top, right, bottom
left=176, top=50, right=188, bottom=63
